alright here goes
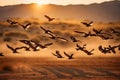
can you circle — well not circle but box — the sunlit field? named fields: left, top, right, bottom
left=0, top=17, right=120, bottom=80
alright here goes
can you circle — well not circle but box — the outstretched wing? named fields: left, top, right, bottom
left=6, top=44, right=14, bottom=51
left=70, top=36, right=75, bottom=41
left=44, top=43, right=53, bottom=47
left=64, top=52, right=70, bottom=57
left=89, top=21, right=93, bottom=25
left=52, top=53, right=57, bottom=56
left=74, top=31, right=85, bottom=34
left=40, top=26, right=46, bottom=31
left=24, top=23, right=31, bottom=30
left=44, top=15, right=51, bottom=20
left=57, top=37, right=68, bottom=42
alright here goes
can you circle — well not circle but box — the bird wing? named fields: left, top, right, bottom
left=74, top=31, right=85, bottom=34
left=6, top=19, right=12, bottom=23
left=44, top=15, right=51, bottom=20
left=40, top=26, right=46, bottom=31
left=64, top=52, right=70, bottom=57
left=89, top=21, right=93, bottom=25
left=57, top=37, right=68, bottom=42
left=44, top=43, right=53, bottom=47
left=6, top=44, right=14, bottom=51
left=52, top=53, right=57, bottom=56
left=24, top=23, right=31, bottom=30
left=70, top=36, right=75, bottom=41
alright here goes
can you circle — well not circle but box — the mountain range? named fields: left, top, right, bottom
left=0, top=0, right=120, bottom=22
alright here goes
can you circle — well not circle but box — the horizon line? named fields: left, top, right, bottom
left=0, top=0, right=118, bottom=7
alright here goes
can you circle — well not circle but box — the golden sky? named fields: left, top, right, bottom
left=0, top=0, right=112, bottom=6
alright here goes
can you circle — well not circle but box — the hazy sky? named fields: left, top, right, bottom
left=0, top=0, right=112, bottom=6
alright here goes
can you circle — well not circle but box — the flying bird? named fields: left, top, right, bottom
left=6, top=19, right=18, bottom=25
left=81, top=21, right=93, bottom=27
left=0, top=52, right=4, bottom=56
left=64, top=52, right=74, bottom=59
left=70, top=36, right=81, bottom=43
left=32, top=41, right=53, bottom=49
left=76, top=44, right=86, bottom=51
left=19, top=40, right=40, bottom=51
left=44, top=15, right=55, bottom=22
left=6, top=44, right=20, bottom=53
left=40, top=26, right=54, bottom=34
left=110, top=28, right=120, bottom=34
left=47, top=33, right=68, bottom=42
left=92, top=28, right=102, bottom=35
left=83, top=49, right=94, bottom=55
left=74, top=31, right=85, bottom=34
left=52, top=50, right=64, bottom=58
left=18, top=23, right=31, bottom=30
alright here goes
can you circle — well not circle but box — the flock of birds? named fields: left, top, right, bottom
left=0, top=15, right=120, bottom=59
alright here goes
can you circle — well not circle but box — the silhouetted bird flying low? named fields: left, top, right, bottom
left=31, top=41, right=53, bottom=49
left=40, top=26, right=54, bottom=34
left=6, top=19, right=18, bottom=25
left=76, top=44, right=94, bottom=55
left=118, top=45, right=120, bottom=50
left=110, top=28, right=120, bottom=34
left=98, top=45, right=110, bottom=54
left=19, top=40, right=40, bottom=51
left=0, top=52, right=4, bottom=56
left=7, top=43, right=31, bottom=53
left=98, top=35, right=113, bottom=40
left=83, top=49, right=94, bottom=55
left=93, top=28, right=111, bottom=36
left=18, top=46, right=31, bottom=51
left=70, top=36, right=81, bottom=43
left=44, top=15, right=55, bottom=22
left=47, top=33, right=68, bottom=42
left=81, top=21, right=93, bottom=27
left=6, top=44, right=20, bottom=53
left=52, top=50, right=64, bottom=58
left=18, top=23, right=31, bottom=30
left=64, top=52, right=74, bottom=59
left=74, top=31, right=85, bottom=34
left=76, top=44, right=86, bottom=51
left=92, top=28, right=102, bottom=35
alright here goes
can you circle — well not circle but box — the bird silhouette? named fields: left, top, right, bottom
left=81, top=21, right=93, bottom=27
left=6, top=19, right=18, bottom=25
left=70, top=36, right=81, bottom=43
left=93, top=28, right=111, bottom=36
left=74, top=31, right=85, bottom=34
left=6, top=44, right=20, bottom=53
left=31, top=41, right=53, bottom=49
left=52, top=50, right=64, bottom=58
left=98, top=35, right=113, bottom=40
left=64, top=52, right=74, bottom=59
left=19, top=46, right=31, bottom=51
left=118, top=45, right=120, bottom=50
left=92, top=28, right=102, bottom=35
left=18, top=23, right=31, bottom=30
left=76, top=44, right=94, bottom=55
left=40, top=26, right=54, bottom=34
left=98, top=45, right=111, bottom=54
left=0, top=52, right=4, bottom=56
left=76, top=44, right=86, bottom=51
left=19, top=40, right=40, bottom=51
left=110, top=28, right=120, bottom=34
left=83, top=49, right=94, bottom=55
left=44, top=15, right=55, bottom=22
left=47, top=33, right=68, bottom=42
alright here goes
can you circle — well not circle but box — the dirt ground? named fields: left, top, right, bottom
left=0, top=56, right=120, bottom=80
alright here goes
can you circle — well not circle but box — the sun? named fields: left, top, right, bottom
left=36, top=1, right=45, bottom=5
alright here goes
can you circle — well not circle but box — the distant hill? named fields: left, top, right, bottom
left=0, top=0, right=120, bottom=22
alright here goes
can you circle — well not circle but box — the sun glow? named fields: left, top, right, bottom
left=36, top=1, right=46, bottom=5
